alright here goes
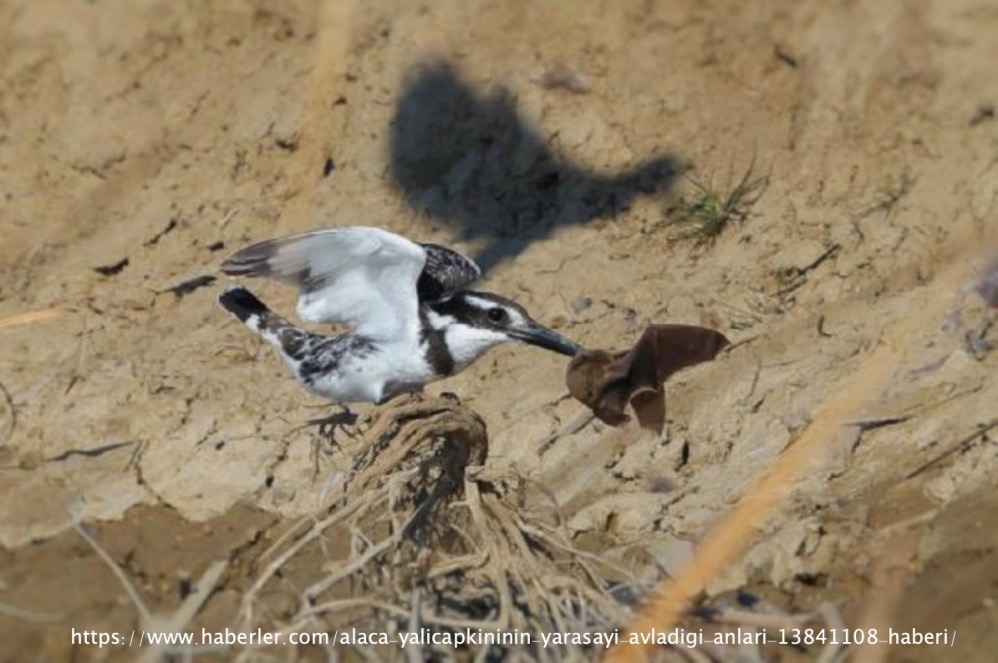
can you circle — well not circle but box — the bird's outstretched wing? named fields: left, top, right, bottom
left=221, top=226, right=478, bottom=340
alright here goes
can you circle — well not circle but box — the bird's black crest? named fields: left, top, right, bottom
left=417, top=243, right=480, bottom=301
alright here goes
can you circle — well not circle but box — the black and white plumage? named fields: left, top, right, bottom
left=219, top=226, right=579, bottom=404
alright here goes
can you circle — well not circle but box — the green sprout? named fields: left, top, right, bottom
left=669, top=162, right=768, bottom=244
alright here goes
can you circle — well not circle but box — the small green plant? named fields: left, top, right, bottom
left=669, top=162, right=768, bottom=244
left=857, top=170, right=916, bottom=220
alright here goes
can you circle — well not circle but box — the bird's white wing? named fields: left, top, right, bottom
left=221, top=226, right=428, bottom=341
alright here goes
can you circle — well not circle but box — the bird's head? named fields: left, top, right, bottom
left=425, top=291, right=579, bottom=368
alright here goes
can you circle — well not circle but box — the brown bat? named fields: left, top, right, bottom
left=566, top=325, right=730, bottom=433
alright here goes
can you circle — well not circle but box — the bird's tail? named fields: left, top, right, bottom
left=219, top=286, right=295, bottom=348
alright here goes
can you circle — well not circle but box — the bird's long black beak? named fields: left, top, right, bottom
left=509, top=323, right=580, bottom=357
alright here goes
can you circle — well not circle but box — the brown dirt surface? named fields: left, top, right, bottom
left=1, top=0, right=996, bottom=661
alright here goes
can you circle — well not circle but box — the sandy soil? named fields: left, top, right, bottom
left=1, top=0, right=996, bottom=660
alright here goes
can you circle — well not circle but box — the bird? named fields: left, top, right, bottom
left=218, top=226, right=580, bottom=409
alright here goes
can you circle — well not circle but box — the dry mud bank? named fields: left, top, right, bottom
left=1, top=0, right=995, bottom=660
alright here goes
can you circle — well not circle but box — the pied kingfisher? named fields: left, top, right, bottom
left=218, top=226, right=579, bottom=405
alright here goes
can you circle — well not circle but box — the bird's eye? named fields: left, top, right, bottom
left=487, top=307, right=508, bottom=323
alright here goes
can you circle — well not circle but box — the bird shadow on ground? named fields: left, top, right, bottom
left=388, top=60, right=681, bottom=272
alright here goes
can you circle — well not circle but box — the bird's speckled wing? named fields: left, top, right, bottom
left=221, top=226, right=428, bottom=341
left=416, top=243, right=481, bottom=301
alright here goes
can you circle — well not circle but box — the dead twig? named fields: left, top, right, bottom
left=0, top=600, right=64, bottom=623
left=0, top=308, right=65, bottom=332
left=903, top=418, right=998, bottom=479
left=0, top=378, right=16, bottom=445
left=138, top=560, right=228, bottom=663
left=538, top=410, right=594, bottom=455
left=73, top=519, right=153, bottom=625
